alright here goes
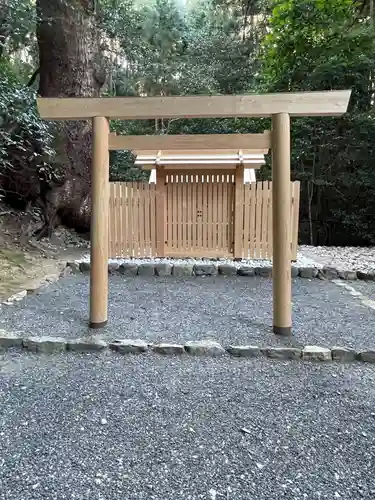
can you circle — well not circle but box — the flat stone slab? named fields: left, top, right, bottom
left=79, top=262, right=91, bottom=273
left=108, top=262, right=120, bottom=274
left=23, top=336, right=67, bottom=353
left=338, top=270, right=357, bottom=281
left=237, top=266, right=255, bottom=277
left=218, top=265, right=237, bottom=276
left=193, top=264, right=218, bottom=276
left=67, top=262, right=81, bottom=274
left=255, top=267, right=272, bottom=278
left=331, top=347, right=357, bottom=362
left=109, top=339, right=148, bottom=354
left=67, top=339, right=107, bottom=352
left=185, top=340, right=225, bottom=356
left=153, top=343, right=185, bottom=355
left=226, top=345, right=260, bottom=357
left=302, top=345, right=331, bottom=361
left=291, top=267, right=299, bottom=278
left=357, top=350, right=375, bottom=363
left=138, top=263, right=155, bottom=276
left=0, top=331, right=23, bottom=348
left=262, top=347, right=301, bottom=360
left=119, top=263, right=138, bottom=276
left=299, top=267, right=319, bottom=279
left=322, top=267, right=339, bottom=280
left=155, top=263, right=173, bottom=277
left=172, top=265, right=194, bottom=277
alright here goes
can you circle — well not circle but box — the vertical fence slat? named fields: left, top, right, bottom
left=291, top=181, right=300, bottom=260
left=243, top=184, right=250, bottom=259
left=254, top=182, right=262, bottom=258
left=268, top=181, right=273, bottom=259
left=207, top=179, right=213, bottom=252
left=118, top=183, right=123, bottom=257
left=249, top=182, right=256, bottom=259
left=261, top=180, right=268, bottom=259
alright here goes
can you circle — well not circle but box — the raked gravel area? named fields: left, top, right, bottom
left=1, top=274, right=375, bottom=349
left=0, top=351, right=375, bottom=500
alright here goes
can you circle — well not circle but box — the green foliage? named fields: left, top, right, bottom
left=0, top=66, right=54, bottom=200
left=258, top=0, right=375, bottom=245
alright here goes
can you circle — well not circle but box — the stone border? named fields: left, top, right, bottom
left=0, top=332, right=374, bottom=363
left=2, top=260, right=370, bottom=307
left=76, top=262, right=373, bottom=281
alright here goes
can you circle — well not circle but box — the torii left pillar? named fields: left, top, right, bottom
left=89, top=116, right=109, bottom=328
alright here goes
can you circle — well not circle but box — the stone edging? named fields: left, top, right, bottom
left=75, top=262, right=374, bottom=281
left=1, top=334, right=374, bottom=363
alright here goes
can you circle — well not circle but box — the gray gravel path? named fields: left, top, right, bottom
left=0, top=275, right=374, bottom=348
left=1, top=351, right=375, bottom=499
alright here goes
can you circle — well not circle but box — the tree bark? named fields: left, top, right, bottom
left=35, top=0, right=106, bottom=233
left=36, top=0, right=106, bottom=180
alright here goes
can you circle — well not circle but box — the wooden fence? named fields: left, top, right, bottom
left=109, top=180, right=300, bottom=260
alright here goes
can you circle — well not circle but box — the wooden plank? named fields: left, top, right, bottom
left=182, top=179, right=188, bottom=252
left=255, top=183, right=262, bottom=258
left=268, top=182, right=273, bottom=259
left=156, top=169, right=166, bottom=256
left=291, top=181, right=301, bottom=260
left=261, top=181, right=269, bottom=259
left=139, top=183, right=145, bottom=257
left=37, top=90, right=352, bottom=120
left=113, top=182, right=123, bottom=257
left=243, top=185, right=250, bottom=259
left=172, top=183, right=178, bottom=252
left=128, top=182, right=134, bottom=257
left=110, top=132, right=271, bottom=151
left=202, top=181, right=209, bottom=251
left=141, top=163, right=263, bottom=171
left=192, top=180, right=198, bottom=251
left=222, top=179, right=228, bottom=253
left=134, top=148, right=269, bottom=156
left=233, top=166, right=245, bottom=259
left=207, top=180, right=213, bottom=253
left=177, top=181, right=182, bottom=252
left=150, top=184, right=157, bottom=256
left=108, top=183, right=114, bottom=258
left=212, top=180, right=218, bottom=252
left=165, top=250, right=232, bottom=259
left=249, top=182, right=256, bottom=258
left=197, top=181, right=203, bottom=252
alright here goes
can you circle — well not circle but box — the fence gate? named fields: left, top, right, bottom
left=165, top=172, right=235, bottom=258
left=109, top=180, right=300, bottom=260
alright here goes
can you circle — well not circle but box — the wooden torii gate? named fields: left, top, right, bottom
left=37, top=90, right=351, bottom=335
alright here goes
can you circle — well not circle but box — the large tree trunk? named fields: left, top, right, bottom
left=36, top=0, right=106, bottom=233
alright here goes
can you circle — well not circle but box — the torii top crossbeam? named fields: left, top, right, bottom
left=37, top=90, right=351, bottom=119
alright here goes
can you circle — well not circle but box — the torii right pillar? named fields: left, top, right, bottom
left=272, top=113, right=292, bottom=336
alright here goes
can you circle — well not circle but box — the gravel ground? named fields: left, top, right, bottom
left=299, top=245, right=375, bottom=271
left=0, top=351, right=375, bottom=500
left=1, top=275, right=374, bottom=349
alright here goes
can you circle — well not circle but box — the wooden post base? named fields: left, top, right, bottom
left=89, top=320, right=108, bottom=330
left=273, top=325, right=292, bottom=336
